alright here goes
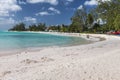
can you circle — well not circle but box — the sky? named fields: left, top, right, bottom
left=0, top=0, right=108, bottom=30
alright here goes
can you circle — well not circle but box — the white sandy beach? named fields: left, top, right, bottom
left=0, top=33, right=120, bottom=80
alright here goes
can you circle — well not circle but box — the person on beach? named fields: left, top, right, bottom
left=87, top=35, right=89, bottom=38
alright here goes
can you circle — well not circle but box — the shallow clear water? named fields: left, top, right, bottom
left=0, top=31, right=90, bottom=53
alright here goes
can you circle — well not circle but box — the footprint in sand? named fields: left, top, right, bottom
left=20, top=57, right=54, bottom=65
left=40, top=57, right=54, bottom=62
left=0, top=71, right=11, bottom=77
left=20, top=59, right=38, bottom=64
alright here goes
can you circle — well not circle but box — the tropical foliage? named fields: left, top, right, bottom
left=9, top=23, right=26, bottom=31
left=96, top=0, right=120, bottom=31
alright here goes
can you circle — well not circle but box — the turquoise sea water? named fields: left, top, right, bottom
left=0, top=31, right=90, bottom=53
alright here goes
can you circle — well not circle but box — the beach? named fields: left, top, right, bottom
left=0, top=33, right=120, bottom=80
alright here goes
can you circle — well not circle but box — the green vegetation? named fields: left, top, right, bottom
left=9, top=0, right=120, bottom=33
left=96, top=0, right=120, bottom=31
left=9, top=23, right=26, bottom=31
left=9, top=23, right=46, bottom=31
left=28, top=23, right=46, bottom=31
left=114, top=14, right=120, bottom=31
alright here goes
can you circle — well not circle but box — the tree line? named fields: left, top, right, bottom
left=9, top=0, right=120, bottom=33
left=8, top=23, right=70, bottom=32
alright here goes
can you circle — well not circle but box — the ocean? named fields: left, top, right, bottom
left=0, top=31, right=90, bottom=54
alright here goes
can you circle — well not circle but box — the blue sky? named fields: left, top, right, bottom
left=0, top=0, right=104, bottom=30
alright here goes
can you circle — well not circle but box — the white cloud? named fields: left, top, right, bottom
left=63, top=0, right=74, bottom=6
left=98, top=0, right=111, bottom=2
left=84, top=0, right=111, bottom=6
left=18, top=0, right=26, bottom=4
left=77, top=5, right=83, bottom=10
left=36, top=7, right=60, bottom=16
left=48, top=7, right=60, bottom=14
left=66, top=0, right=74, bottom=2
left=27, top=0, right=58, bottom=5
left=0, top=0, right=22, bottom=17
left=0, top=11, right=9, bottom=16
left=24, top=17, right=37, bottom=23
left=84, top=0, right=98, bottom=6
left=0, top=18, right=16, bottom=24
left=36, top=11, right=53, bottom=16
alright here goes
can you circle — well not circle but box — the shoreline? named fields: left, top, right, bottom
left=7, top=31, right=104, bottom=41
left=0, top=33, right=120, bottom=80
left=0, top=32, right=101, bottom=57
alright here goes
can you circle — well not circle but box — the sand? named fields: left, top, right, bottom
left=0, top=33, right=120, bottom=80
